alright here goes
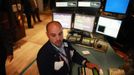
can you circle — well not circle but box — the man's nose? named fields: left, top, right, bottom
left=56, top=35, right=60, bottom=40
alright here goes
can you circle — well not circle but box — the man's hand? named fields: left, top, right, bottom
left=7, top=55, right=14, bottom=62
left=86, top=62, right=100, bottom=71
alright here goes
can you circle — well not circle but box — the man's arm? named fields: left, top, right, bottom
left=68, top=41, right=99, bottom=70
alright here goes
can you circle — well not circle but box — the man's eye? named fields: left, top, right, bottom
left=51, top=34, right=56, bottom=37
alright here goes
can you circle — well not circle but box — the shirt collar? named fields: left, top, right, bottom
left=51, top=42, right=64, bottom=51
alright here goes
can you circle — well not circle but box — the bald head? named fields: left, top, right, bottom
left=46, top=21, right=62, bottom=32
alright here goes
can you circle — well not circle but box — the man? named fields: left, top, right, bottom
left=30, top=0, right=42, bottom=23
left=50, top=0, right=55, bottom=10
left=37, top=21, right=99, bottom=75
left=21, top=0, right=33, bottom=28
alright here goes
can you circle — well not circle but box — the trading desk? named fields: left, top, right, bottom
left=71, top=44, right=125, bottom=75
left=64, top=29, right=125, bottom=75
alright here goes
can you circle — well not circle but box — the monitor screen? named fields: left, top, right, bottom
left=73, top=13, right=95, bottom=32
left=78, top=1, right=101, bottom=8
left=56, top=0, right=77, bottom=7
left=96, top=16, right=122, bottom=38
left=104, top=0, right=130, bottom=14
left=56, top=2, right=68, bottom=7
left=53, top=12, right=72, bottom=28
left=78, top=1, right=91, bottom=7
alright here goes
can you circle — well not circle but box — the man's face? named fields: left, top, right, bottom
left=47, top=24, right=63, bottom=47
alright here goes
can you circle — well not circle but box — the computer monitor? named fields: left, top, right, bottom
left=56, top=2, right=68, bottom=7
left=73, top=13, right=96, bottom=32
left=96, top=16, right=122, bottom=38
left=78, top=1, right=101, bottom=8
left=56, top=0, right=77, bottom=7
left=104, top=0, right=130, bottom=14
left=53, top=12, right=72, bottom=28
left=78, top=1, right=91, bottom=7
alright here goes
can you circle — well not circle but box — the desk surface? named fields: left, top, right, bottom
left=72, top=44, right=125, bottom=75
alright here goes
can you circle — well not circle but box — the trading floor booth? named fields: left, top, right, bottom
left=53, top=14, right=125, bottom=74
left=53, top=10, right=126, bottom=73
left=52, top=0, right=127, bottom=75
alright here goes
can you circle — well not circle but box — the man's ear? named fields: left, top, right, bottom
left=46, top=32, right=49, bottom=37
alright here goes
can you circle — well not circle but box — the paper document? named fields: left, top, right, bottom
left=82, top=50, right=90, bottom=55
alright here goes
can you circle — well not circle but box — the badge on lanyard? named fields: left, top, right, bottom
left=64, top=42, right=68, bottom=47
left=54, top=61, right=64, bottom=71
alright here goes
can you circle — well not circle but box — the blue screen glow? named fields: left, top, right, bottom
left=104, top=0, right=129, bottom=14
